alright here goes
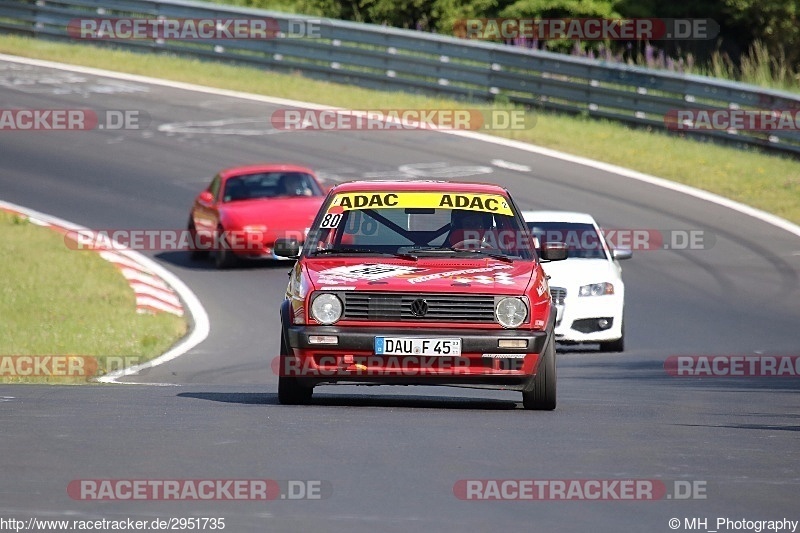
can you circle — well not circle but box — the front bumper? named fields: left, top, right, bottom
left=553, top=293, right=624, bottom=343
left=280, top=325, right=552, bottom=389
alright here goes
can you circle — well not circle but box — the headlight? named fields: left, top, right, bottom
left=495, top=297, right=527, bottom=329
left=578, top=282, right=614, bottom=297
left=310, top=293, right=343, bottom=325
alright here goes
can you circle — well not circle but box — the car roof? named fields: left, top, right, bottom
left=521, top=210, right=598, bottom=225
left=329, top=180, right=509, bottom=195
left=219, top=164, right=316, bottom=179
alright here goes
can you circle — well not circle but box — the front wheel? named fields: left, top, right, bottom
left=187, top=219, right=209, bottom=260
left=277, top=329, right=313, bottom=405
left=522, top=335, right=556, bottom=410
left=278, top=376, right=313, bottom=405
left=213, top=225, right=238, bottom=269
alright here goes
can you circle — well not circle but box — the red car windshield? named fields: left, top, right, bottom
left=222, top=172, right=322, bottom=202
left=305, top=191, right=535, bottom=260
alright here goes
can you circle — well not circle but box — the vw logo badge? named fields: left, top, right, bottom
left=410, top=298, right=429, bottom=317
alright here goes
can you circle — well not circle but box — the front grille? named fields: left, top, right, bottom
left=550, top=287, right=566, bottom=306
left=343, top=292, right=496, bottom=322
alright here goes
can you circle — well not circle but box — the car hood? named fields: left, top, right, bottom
left=305, top=258, right=534, bottom=294
left=221, top=197, right=323, bottom=233
left=540, top=258, right=621, bottom=289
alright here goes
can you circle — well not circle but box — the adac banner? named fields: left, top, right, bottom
left=327, top=192, right=514, bottom=216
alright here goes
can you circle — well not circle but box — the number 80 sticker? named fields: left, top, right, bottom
left=320, top=212, right=342, bottom=228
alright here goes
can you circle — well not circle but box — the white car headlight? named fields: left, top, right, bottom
left=578, top=282, right=614, bottom=297
left=310, top=293, right=343, bottom=325
left=495, top=297, right=527, bottom=329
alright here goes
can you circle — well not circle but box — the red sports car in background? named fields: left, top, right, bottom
left=188, top=164, right=326, bottom=268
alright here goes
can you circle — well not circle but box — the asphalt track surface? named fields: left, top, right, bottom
left=1, top=60, right=799, bottom=532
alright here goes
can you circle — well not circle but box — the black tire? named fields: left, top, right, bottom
left=598, top=323, right=624, bottom=352
left=213, top=225, right=238, bottom=269
left=522, top=334, right=557, bottom=411
left=278, top=376, right=313, bottom=405
left=187, top=219, right=209, bottom=260
left=277, top=328, right=313, bottom=405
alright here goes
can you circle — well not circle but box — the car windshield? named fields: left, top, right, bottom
left=526, top=221, right=609, bottom=259
left=305, top=191, right=534, bottom=260
left=222, top=172, right=322, bottom=202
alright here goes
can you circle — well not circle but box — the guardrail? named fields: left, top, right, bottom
left=2, top=0, right=799, bottom=156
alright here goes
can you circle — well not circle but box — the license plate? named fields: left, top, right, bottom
left=375, top=337, right=461, bottom=356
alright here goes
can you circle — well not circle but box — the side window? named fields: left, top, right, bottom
left=209, top=175, right=221, bottom=201
left=303, top=174, right=324, bottom=196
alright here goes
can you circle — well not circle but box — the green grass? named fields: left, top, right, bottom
left=0, top=211, right=187, bottom=383
left=0, top=34, right=798, bottom=226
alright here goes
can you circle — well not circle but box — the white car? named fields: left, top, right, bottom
left=522, top=211, right=631, bottom=352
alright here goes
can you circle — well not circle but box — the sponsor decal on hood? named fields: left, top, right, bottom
left=308, top=261, right=533, bottom=291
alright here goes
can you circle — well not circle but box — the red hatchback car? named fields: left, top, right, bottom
left=273, top=180, right=566, bottom=410
left=188, top=164, right=326, bottom=268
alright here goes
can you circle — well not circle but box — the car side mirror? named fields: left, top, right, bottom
left=541, top=242, right=567, bottom=261
left=612, top=248, right=632, bottom=260
left=198, top=190, right=214, bottom=205
left=274, top=238, right=301, bottom=259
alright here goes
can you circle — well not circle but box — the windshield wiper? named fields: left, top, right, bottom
left=311, top=248, right=418, bottom=261
left=446, top=249, right=516, bottom=263
left=399, top=246, right=516, bottom=264
left=398, top=246, right=454, bottom=254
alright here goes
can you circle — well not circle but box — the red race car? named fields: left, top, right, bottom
left=188, top=164, right=326, bottom=268
left=273, top=180, right=567, bottom=409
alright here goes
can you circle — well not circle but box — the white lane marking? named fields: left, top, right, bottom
left=491, top=159, right=532, bottom=172
left=315, top=168, right=358, bottom=183
left=158, top=117, right=292, bottom=136
left=0, top=62, right=149, bottom=95
left=26, top=216, right=48, bottom=226
left=320, top=162, right=495, bottom=181
left=101, top=381, right=182, bottom=386
left=398, top=162, right=493, bottom=178
left=0, top=199, right=210, bottom=384
left=361, top=170, right=415, bottom=179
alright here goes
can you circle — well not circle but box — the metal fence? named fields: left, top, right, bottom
left=2, top=0, right=800, bottom=156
